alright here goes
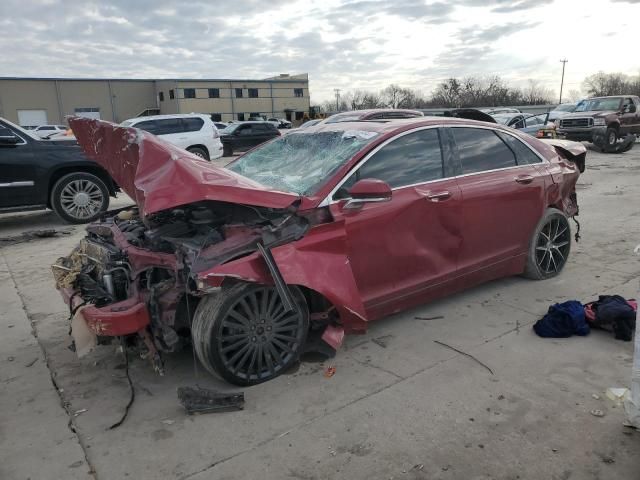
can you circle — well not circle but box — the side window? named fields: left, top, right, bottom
left=452, top=127, right=516, bottom=174
left=496, top=132, right=542, bottom=165
left=238, top=126, right=253, bottom=135
left=182, top=117, right=204, bottom=132
left=334, top=129, right=443, bottom=199
left=134, top=120, right=159, bottom=134
left=525, top=116, right=540, bottom=127
left=154, top=118, right=183, bottom=135
left=0, top=125, right=15, bottom=137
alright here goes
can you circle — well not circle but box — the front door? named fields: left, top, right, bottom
left=449, top=126, right=548, bottom=275
left=0, top=123, right=37, bottom=208
left=328, top=127, right=462, bottom=318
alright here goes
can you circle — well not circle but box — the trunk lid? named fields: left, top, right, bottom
left=68, top=117, right=300, bottom=216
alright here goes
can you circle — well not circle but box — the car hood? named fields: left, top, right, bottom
left=561, top=110, right=616, bottom=119
left=68, top=117, right=300, bottom=216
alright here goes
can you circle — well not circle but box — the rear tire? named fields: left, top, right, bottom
left=192, top=283, right=309, bottom=386
left=523, top=208, right=571, bottom=280
left=223, top=144, right=233, bottom=157
left=51, top=172, right=109, bottom=224
left=187, top=146, right=209, bottom=160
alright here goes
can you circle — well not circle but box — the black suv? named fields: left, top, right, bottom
left=219, top=121, right=280, bottom=156
left=0, top=118, right=116, bottom=223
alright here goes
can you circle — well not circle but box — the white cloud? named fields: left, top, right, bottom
left=0, top=0, right=638, bottom=102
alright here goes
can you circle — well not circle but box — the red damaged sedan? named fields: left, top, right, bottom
left=54, top=116, right=585, bottom=386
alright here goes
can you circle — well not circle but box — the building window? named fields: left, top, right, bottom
left=235, top=88, right=243, bottom=98
left=294, top=88, right=304, bottom=97
left=158, top=91, right=164, bottom=102
left=210, top=113, right=222, bottom=122
left=169, top=89, right=175, bottom=100
left=208, top=88, right=220, bottom=98
left=248, top=88, right=259, bottom=98
left=237, top=113, right=245, bottom=121
left=183, top=88, right=196, bottom=99
left=295, top=111, right=304, bottom=120
left=74, top=107, right=101, bottom=119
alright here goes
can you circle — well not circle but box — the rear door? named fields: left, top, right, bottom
left=0, top=123, right=38, bottom=208
left=251, top=124, right=276, bottom=147
left=449, top=126, right=548, bottom=275
left=329, top=127, right=463, bottom=317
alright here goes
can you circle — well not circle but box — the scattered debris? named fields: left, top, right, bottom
left=606, top=387, right=629, bottom=405
left=74, top=408, right=88, bottom=417
left=415, top=315, right=444, bottom=321
left=592, top=394, right=601, bottom=400
left=25, top=358, right=38, bottom=367
left=372, top=335, right=393, bottom=348
left=498, top=394, right=505, bottom=400
left=177, top=387, right=244, bottom=414
left=161, top=419, right=175, bottom=425
left=590, top=409, right=605, bottom=417
left=0, top=228, right=73, bottom=246
left=324, top=366, right=337, bottom=378
left=433, top=340, right=494, bottom=375
left=601, top=455, right=615, bottom=464
left=7, top=356, right=15, bottom=362
left=411, top=464, right=424, bottom=471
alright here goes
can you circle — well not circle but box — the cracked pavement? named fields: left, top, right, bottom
left=1, top=148, right=639, bottom=479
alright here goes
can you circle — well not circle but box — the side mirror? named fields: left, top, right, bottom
left=0, top=134, right=20, bottom=146
left=344, top=178, right=392, bottom=210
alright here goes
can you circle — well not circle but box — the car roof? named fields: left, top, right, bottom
left=123, top=113, right=211, bottom=123
left=300, top=116, right=503, bottom=136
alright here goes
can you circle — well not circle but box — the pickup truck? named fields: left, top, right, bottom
left=0, top=117, right=116, bottom=223
left=558, top=95, right=640, bottom=148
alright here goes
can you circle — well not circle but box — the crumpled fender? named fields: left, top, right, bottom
left=197, top=221, right=368, bottom=334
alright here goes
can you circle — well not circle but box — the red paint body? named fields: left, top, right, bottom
left=64, top=117, right=582, bottom=339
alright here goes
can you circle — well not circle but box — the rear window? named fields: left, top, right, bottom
left=496, top=132, right=542, bottom=165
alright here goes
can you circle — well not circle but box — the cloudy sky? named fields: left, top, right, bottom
left=1, top=0, right=638, bottom=102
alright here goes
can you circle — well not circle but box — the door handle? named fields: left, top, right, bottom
left=424, top=190, right=452, bottom=201
left=515, top=175, right=534, bottom=184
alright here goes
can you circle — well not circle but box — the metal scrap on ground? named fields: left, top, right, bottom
left=177, top=387, right=245, bottom=414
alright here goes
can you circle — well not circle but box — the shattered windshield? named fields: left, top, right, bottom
left=227, top=130, right=380, bottom=195
left=575, top=97, right=622, bottom=112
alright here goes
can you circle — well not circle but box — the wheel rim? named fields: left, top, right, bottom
left=534, top=217, right=570, bottom=275
left=217, top=287, right=304, bottom=381
left=60, top=179, right=104, bottom=220
left=192, top=151, right=205, bottom=158
left=608, top=131, right=616, bottom=145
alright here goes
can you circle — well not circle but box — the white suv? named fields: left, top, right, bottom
left=121, top=114, right=223, bottom=160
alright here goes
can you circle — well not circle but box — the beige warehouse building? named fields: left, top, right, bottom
left=0, top=74, right=310, bottom=127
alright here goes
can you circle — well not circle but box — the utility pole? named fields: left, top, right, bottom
left=559, top=58, right=568, bottom=104
left=334, top=88, right=341, bottom=112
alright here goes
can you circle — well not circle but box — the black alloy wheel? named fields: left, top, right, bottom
left=524, top=208, right=571, bottom=280
left=192, top=283, right=308, bottom=386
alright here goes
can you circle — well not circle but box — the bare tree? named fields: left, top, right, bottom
left=521, top=79, right=554, bottom=105
left=566, top=89, right=583, bottom=103
left=583, top=71, right=640, bottom=96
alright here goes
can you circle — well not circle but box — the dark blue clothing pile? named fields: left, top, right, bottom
left=533, top=301, right=590, bottom=338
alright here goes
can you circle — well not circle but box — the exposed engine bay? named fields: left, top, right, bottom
left=53, top=200, right=315, bottom=372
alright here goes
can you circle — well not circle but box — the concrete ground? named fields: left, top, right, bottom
left=1, top=147, right=639, bottom=479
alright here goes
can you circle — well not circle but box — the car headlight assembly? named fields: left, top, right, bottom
left=593, top=118, right=606, bottom=126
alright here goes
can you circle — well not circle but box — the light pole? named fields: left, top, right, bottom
left=559, top=58, right=568, bottom=104
left=334, top=88, right=341, bottom=112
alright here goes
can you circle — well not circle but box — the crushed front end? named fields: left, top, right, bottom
left=53, top=201, right=309, bottom=373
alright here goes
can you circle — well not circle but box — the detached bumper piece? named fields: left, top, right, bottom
left=177, top=387, right=245, bottom=414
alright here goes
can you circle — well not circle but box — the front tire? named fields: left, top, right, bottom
left=51, top=172, right=109, bottom=224
left=192, top=283, right=309, bottom=386
left=605, top=127, right=618, bottom=148
left=523, top=208, right=571, bottom=280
